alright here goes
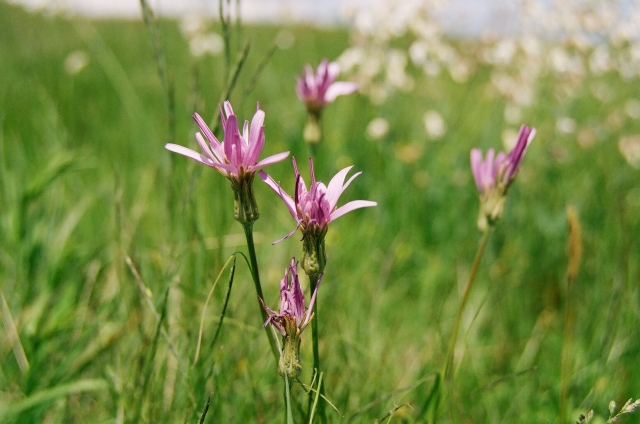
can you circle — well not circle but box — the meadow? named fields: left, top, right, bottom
left=1, top=1, right=640, bottom=422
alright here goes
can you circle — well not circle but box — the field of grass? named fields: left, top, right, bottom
left=1, top=1, right=640, bottom=423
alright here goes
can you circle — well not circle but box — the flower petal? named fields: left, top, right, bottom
left=329, top=200, right=377, bottom=222
left=324, top=82, right=358, bottom=103
left=165, top=143, right=214, bottom=167
left=259, top=170, right=296, bottom=219
left=253, top=151, right=290, bottom=171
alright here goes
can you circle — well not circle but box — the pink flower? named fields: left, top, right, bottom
left=470, top=124, right=536, bottom=194
left=296, top=59, right=358, bottom=114
left=259, top=157, right=377, bottom=241
left=165, top=101, right=289, bottom=181
left=470, top=124, right=536, bottom=230
left=262, top=258, right=319, bottom=339
left=262, top=258, right=320, bottom=377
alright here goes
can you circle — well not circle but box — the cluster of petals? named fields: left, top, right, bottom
left=165, top=101, right=289, bottom=179
left=296, top=59, right=358, bottom=113
left=470, top=124, right=536, bottom=193
left=259, top=157, right=377, bottom=241
left=262, top=258, right=320, bottom=337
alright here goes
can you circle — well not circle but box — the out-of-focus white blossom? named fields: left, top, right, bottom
left=424, top=110, right=446, bottom=139
left=189, top=33, right=224, bottom=57
left=624, top=99, right=640, bottom=119
left=557, top=116, right=577, bottom=134
left=179, top=15, right=224, bottom=58
left=619, top=135, right=640, bottom=168
left=275, top=30, right=295, bottom=50
left=366, top=118, right=390, bottom=140
left=64, top=50, right=89, bottom=75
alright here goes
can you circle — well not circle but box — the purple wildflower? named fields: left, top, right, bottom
left=166, top=101, right=289, bottom=180
left=262, top=258, right=320, bottom=377
left=296, top=59, right=358, bottom=114
left=470, top=124, right=536, bottom=230
left=165, top=101, right=289, bottom=224
left=260, top=157, right=376, bottom=275
left=260, top=157, right=377, bottom=239
left=470, top=124, right=536, bottom=194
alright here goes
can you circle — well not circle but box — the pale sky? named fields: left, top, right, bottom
left=10, top=0, right=516, bottom=34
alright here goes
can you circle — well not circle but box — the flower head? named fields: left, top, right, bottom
left=296, top=59, right=358, bottom=115
left=470, top=124, right=536, bottom=230
left=165, top=101, right=289, bottom=224
left=260, top=157, right=377, bottom=275
left=262, top=258, right=320, bottom=378
left=166, top=101, right=289, bottom=180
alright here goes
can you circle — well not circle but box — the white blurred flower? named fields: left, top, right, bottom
left=180, top=16, right=207, bottom=39
left=448, top=60, right=470, bottom=83
left=64, top=50, right=89, bottom=75
left=589, top=45, right=611, bottom=75
left=189, top=33, right=224, bottom=58
left=504, top=104, right=522, bottom=124
left=624, top=99, right=640, bottom=120
left=386, top=50, right=414, bottom=90
left=557, top=116, right=577, bottom=134
left=275, top=30, right=295, bottom=50
left=619, top=135, right=640, bottom=168
left=501, top=128, right=519, bottom=151
left=366, top=117, right=390, bottom=140
left=424, top=110, right=446, bottom=139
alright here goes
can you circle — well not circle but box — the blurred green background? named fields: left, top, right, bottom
left=1, top=1, right=640, bottom=422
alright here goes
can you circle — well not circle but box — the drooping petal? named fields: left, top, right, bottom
left=329, top=200, right=377, bottom=222
left=259, top=170, right=296, bottom=219
left=301, top=273, right=322, bottom=331
left=165, top=143, right=214, bottom=167
left=324, top=82, right=358, bottom=103
left=470, top=148, right=484, bottom=191
left=253, top=151, right=289, bottom=171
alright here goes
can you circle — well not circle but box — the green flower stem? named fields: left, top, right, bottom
left=242, top=222, right=279, bottom=360
left=284, top=375, right=294, bottom=424
left=308, top=272, right=325, bottom=422
left=442, top=228, right=491, bottom=381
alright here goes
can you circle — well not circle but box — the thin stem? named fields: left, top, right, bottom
left=284, top=375, right=294, bottom=424
left=242, top=222, right=279, bottom=360
left=307, top=273, right=325, bottom=422
left=442, top=228, right=491, bottom=381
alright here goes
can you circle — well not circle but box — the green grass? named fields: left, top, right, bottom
left=1, top=2, right=640, bottom=423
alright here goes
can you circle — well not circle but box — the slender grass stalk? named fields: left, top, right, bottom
left=424, top=228, right=491, bottom=423
left=242, top=222, right=279, bottom=360
left=442, top=227, right=491, bottom=381
left=559, top=206, right=582, bottom=424
left=308, top=372, right=323, bottom=424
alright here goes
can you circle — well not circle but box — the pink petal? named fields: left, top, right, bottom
left=195, top=133, right=220, bottom=163
left=253, top=151, right=289, bottom=171
left=324, top=81, right=358, bottom=103
left=470, top=148, right=483, bottom=191
left=329, top=200, right=377, bottom=222
left=246, top=126, right=265, bottom=167
left=165, top=143, right=214, bottom=167
left=326, top=167, right=360, bottom=209
left=259, top=170, right=296, bottom=219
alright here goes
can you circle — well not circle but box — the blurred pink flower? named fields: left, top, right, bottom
left=470, top=124, right=536, bottom=230
left=296, top=59, right=358, bottom=114
left=165, top=101, right=289, bottom=181
left=470, top=124, right=535, bottom=194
